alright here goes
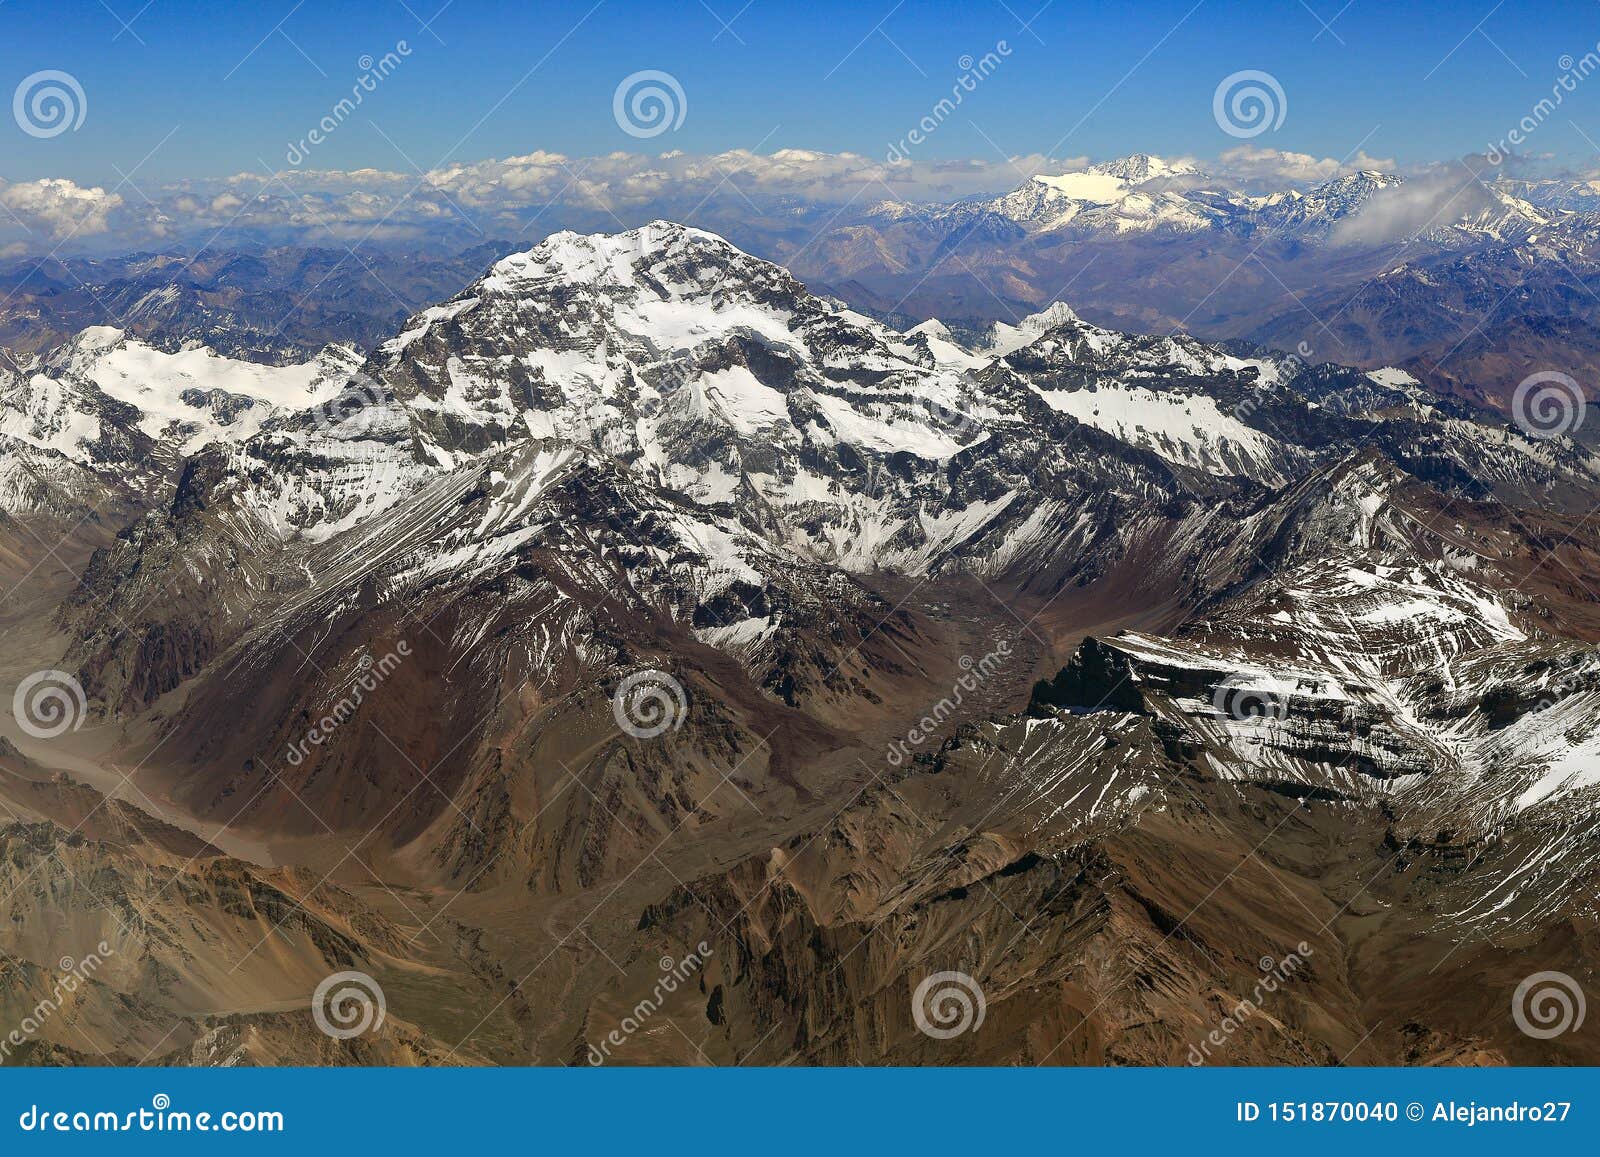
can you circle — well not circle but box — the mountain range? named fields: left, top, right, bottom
left=0, top=219, right=1596, bottom=1065
left=14, top=154, right=1600, bottom=425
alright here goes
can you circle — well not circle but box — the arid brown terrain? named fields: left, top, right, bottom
left=1, top=223, right=1596, bottom=1066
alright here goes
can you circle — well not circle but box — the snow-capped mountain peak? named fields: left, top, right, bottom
left=983, top=156, right=1219, bottom=234
left=0, top=327, right=361, bottom=492
left=986, top=300, right=1082, bottom=355
left=1086, top=152, right=1202, bottom=184
left=477, top=220, right=778, bottom=300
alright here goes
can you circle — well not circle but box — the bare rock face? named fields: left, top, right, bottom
left=2, top=221, right=1598, bottom=1066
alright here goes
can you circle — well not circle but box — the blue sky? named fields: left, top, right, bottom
left=4, top=0, right=1600, bottom=184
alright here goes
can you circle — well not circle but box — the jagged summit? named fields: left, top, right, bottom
left=1084, top=152, right=1202, bottom=183
left=479, top=220, right=785, bottom=296
left=986, top=300, right=1082, bottom=354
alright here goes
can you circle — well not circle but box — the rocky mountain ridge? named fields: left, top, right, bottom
left=1, top=220, right=1596, bottom=1066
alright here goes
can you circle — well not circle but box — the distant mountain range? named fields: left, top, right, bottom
left=779, top=155, right=1600, bottom=413
left=0, top=242, right=517, bottom=364
left=10, top=155, right=1600, bottom=420
left=1, top=222, right=1596, bottom=1065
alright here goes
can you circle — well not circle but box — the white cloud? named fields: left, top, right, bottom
left=419, top=147, right=1065, bottom=209
left=0, top=149, right=1075, bottom=252
left=0, top=148, right=1532, bottom=257
left=1215, top=145, right=1396, bottom=186
left=0, top=178, right=124, bottom=241
left=1327, top=164, right=1502, bottom=246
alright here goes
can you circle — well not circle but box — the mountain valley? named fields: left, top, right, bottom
left=0, top=219, right=1596, bottom=1066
